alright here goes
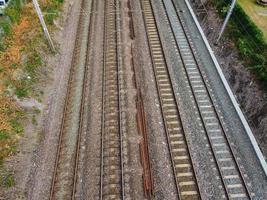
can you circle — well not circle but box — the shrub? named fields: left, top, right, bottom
left=0, top=130, right=10, bottom=140
left=213, top=0, right=267, bottom=83
left=25, top=51, right=42, bottom=76
left=4, top=0, right=23, bottom=23
left=42, top=0, right=64, bottom=25
left=0, top=19, right=12, bottom=36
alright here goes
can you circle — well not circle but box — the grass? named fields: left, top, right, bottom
left=214, top=0, right=267, bottom=83
left=0, top=0, right=64, bottom=189
left=0, top=96, right=23, bottom=168
left=0, top=169, right=15, bottom=188
left=238, top=0, right=267, bottom=41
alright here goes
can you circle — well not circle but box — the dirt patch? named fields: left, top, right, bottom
left=191, top=0, right=267, bottom=157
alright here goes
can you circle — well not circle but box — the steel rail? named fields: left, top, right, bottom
left=49, top=0, right=94, bottom=198
left=116, top=0, right=125, bottom=198
left=164, top=0, right=252, bottom=198
left=100, top=0, right=106, bottom=195
left=140, top=0, right=202, bottom=199
left=71, top=0, right=96, bottom=198
left=131, top=42, right=154, bottom=197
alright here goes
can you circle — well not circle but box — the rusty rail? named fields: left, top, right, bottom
left=132, top=45, right=154, bottom=198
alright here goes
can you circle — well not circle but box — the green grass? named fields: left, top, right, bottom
left=238, top=0, right=267, bottom=42
left=25, top=52, right=42, bottom=76
left=3, top=173, right=15, bottom=187
left=0, top=18, right=12, bottom=36
left=214, top=0, right=267, bottom=83
left=13, top=51, right=43, bottom=99
left=10, top=119, right=24, bottom=134
left=0, top=0, right=64, bottom=190
left=0, top=0, right=23, bottom=51
left=0, top=130, right=10, bottom=140
left=42, top=0, right=64, bottom=26
left=0, top=166, right=15, bottom=188
left=15, top=86, right=29, bottom=98
left=0, top=17, right=11, bottom=50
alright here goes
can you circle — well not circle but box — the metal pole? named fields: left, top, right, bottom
left=215, top=0, right=236, bottom=44
left=32, top=0, right=55, bottom=52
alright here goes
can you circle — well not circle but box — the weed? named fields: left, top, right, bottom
left=0, top=66, right=4, bottom=73
left=15, top=85, right=29, bottom=98
left=0, top=20, right=12, bottom=36
left=0, top=130, right=10, bottom=140
left=4, top=0, right=23, bottom=24
left=44, top=7, right=59, bottom=25
left=9, top=119, right=23, bottom=134
left=33, top=106, right=41, bottom=114
left=25, top=52, right=42, bottom=77
left=32, top=115, right=37, bottom=126
left=0, top=170, right=15, bottom=188
left=42, top=0, right=64, bottom=26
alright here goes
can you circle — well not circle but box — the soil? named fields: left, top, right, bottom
left=0, top=0, right=82, bottom=199
left=191, top=0, right=267, bottom=157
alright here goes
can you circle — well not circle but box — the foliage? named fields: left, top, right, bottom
left=0, top=0, right=64, bottom=189
left=4, top=0, right=23, bottom=23
left=0, top=19, right=12, bottom=36
left=0, top=170, right=15, bottom=188
left=42, top=0, right=64, bottom=25
left=213, top=0, right=267, bottom=83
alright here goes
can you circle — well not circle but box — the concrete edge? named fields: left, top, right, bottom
left=183, top=0, right=267, bottom=176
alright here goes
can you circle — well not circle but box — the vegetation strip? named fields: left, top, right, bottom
left=0, top=0, right=63, bottom=189
left=213, top=0, right=267, bottom=84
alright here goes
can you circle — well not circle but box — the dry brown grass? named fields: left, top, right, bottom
left=0, top=4, right=39, bottom=89
left=0, top=3, right=40, bottom=165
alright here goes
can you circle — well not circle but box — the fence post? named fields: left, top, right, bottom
left=32, top=0, right=55, bottom=52
left=215, top=0, right=237, bottom=44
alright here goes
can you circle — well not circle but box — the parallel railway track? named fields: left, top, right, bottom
left=161, top=0, right=253, bottom=198
left=49, top=0, right=94, bottom=199
left=100, top=0, right=125, bottom=199
left=141, top=0, right=253, bottom=198
left=140, top=0, right=202, bottom=199
left=46, top=0, right=259, bottom=198
left=50, top=0, right=126, bottom=198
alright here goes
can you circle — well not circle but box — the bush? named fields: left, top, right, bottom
left=4, top=0, right=23, bottom=23
left=0, top=130, right=10, bottom=140
left=25, top=51, right=42, bottom=76
left=0, top=19, right=11, bottom=36
left=44, top=7, right=59, bottom=25
left=213, top=0, right=267, bottom=83
left=0, top=0, right=24, bottom=51
left=42, top=0, right=64, bottom=25
left=15, top=86, right=29, bottom=98
left=0, top=170, right=15, bottom=188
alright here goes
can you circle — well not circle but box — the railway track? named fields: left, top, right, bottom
left=49, top=0, right=94, bottom=199
left=27, top=0, right=267, bottom=198
left=140, top=0, right=202, bottom=199
left=161, top=0, right=253, bottom=198
left=100, top=0, right=125, bottom=199
left=141, top=0, right=253, bottom=199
